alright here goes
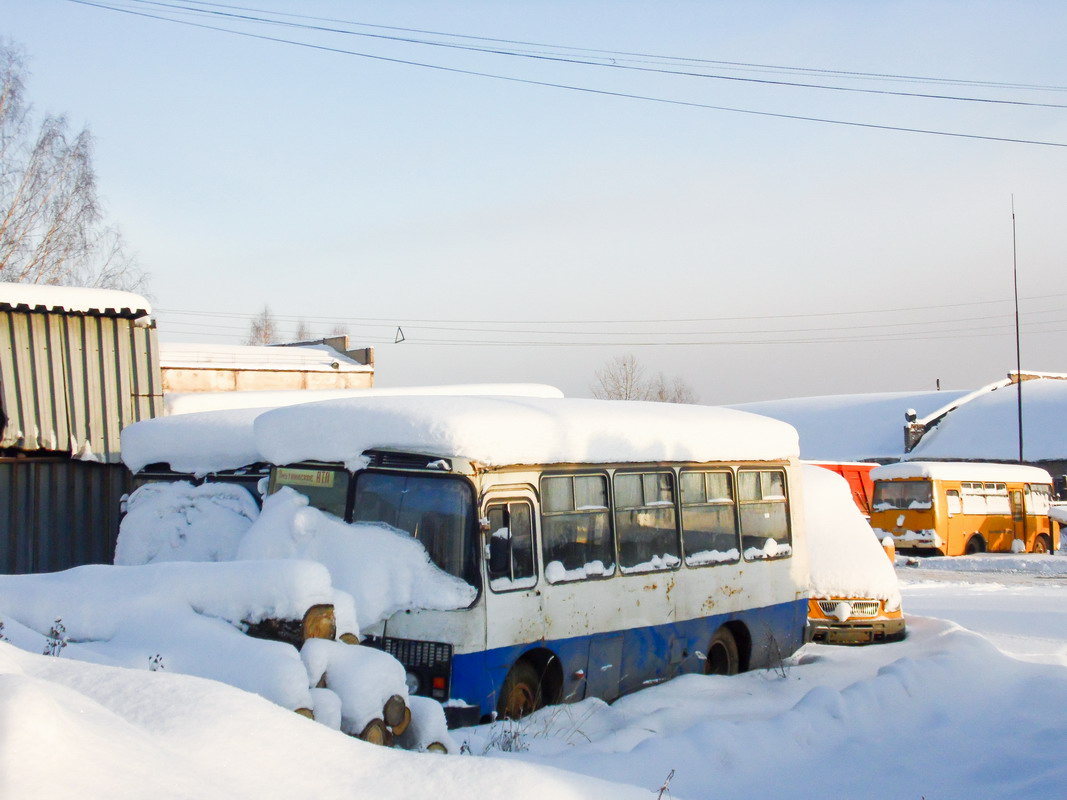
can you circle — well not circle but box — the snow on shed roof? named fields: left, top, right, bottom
left=906, top=378, right=1067, bottom=463
left=163, top=383, right=564, bottom=415
left=871, top=461, right=1053, bottom=484
left=254, top=395, right=800, bottom=469
left=729, top=390, right=968, bottom=462
left=0, top=281, right=151, bottom=318
left=159, top=342, right=371, bottom=372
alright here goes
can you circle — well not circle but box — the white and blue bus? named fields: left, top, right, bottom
left=257, top=395, right=810, bottom=725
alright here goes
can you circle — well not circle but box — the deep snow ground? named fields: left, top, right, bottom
left=4, top=555, right=1066, bottom=799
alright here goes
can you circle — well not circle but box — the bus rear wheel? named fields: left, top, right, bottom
left=1032, top=534, right=1053, bottom=554
left=965, top=536, right=985, bottom=555
left=705, top=627, right=739, bottom=676
left=498, top=661, right=542, bottom=720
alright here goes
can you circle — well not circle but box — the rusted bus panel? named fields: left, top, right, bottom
left=0, top=459, right=130, bottom=574
left=0, top=308, right=162, bottom=462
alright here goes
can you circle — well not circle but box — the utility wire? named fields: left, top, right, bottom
left=126, top=0, right=1067, bottom=93
left=116, top=0, right=1067, bottom=109
left=69, top=0, right=1067, bottom=147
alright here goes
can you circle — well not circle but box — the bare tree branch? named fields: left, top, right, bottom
left=0, top=40, right=146, bottom=290
left=592, top=354, right=698, bottom=403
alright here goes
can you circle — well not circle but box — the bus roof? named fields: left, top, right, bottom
left=871, top=461, right=1053, bottom=484
left=254, top=395, right=800, bottom=470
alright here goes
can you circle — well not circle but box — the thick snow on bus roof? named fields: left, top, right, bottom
left=254, top=396, right=799, bottom=469
left=123, top=407, right=269, bottom=475
left=0, top=281, right=151, bottom=316
left=164, top=383, right=564, bottom=415
left=871, top=461, right=1053, bottom=484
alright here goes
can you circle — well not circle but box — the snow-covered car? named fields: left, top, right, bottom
left=804, top=464, right=905, bottom=645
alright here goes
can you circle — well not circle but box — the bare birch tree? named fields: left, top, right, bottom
left=246, top=305, right=278, bottom=345
left=592, top=354, right=698, bottom=403
left=0, top=42, right=144, bottom=290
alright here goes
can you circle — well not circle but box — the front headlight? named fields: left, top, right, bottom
left=405, top=671, right=421, bottom=695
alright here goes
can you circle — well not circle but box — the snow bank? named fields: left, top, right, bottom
left=898, top=553, right=1067, bottom=577
left=255, top=395, right=799, bottom=470
left=803, top=464, right=902, bottom=605
left=0, top=643, right=648, bottom=800
left=400, top=695, right=458, bottom=754
left=463, top=617, right=1067, bottom=800
left=122, top=407, right=270, bottom=475
left=0, top=561, right=349, bottom=710
left=115, top=481, right=260, bottom=564
left=238, top=489, right=477, bottom=630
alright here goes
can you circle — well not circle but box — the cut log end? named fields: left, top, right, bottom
left=358, top=718, right=388, bottom=746
left=383, top=694, right=407, bottom=728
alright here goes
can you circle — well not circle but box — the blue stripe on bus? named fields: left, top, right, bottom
left=448, top=597, right=808, bottom=719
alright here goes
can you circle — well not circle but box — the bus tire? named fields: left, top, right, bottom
left=706, top=627, right=740, bottom=676
left=964, top=535, right=985, bottom=555
left=1032, top=534, right=1052, bottom=554
left=498, top=660, right=542, bottom=720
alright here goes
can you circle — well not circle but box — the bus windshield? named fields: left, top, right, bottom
left=352, top=472, right=480, bottom=589
left=873, top=480, right=933, bottom=511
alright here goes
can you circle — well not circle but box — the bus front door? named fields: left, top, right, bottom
left=482, top=497, right=545, bottom=670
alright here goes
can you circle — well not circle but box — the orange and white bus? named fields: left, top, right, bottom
left=870, top=462, right=1058, bottom=556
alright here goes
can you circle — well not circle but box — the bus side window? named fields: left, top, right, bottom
left=946, top=489, right=962, bottom=516
left=541, top=474, right=614, bottom=583
left=486, top=502, right=536, bottom=592
left=680, top=470, right=740, bottom=567
left=738, top=469, right=791, bottom=560
left=614, top=471, right=680, bottom=573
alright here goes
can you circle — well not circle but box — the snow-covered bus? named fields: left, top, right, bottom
left=256, top=395, right=809, bottom=723
left=870, top=461, right=1058, bottom=556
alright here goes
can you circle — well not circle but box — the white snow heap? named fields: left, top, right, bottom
left=115, top=481, right=260, bottom=565
left=237, top=489, right=477, bottom=630
left=301, top=638, right=408, bottom=735
left=802, top=464, right=902, bottom=607
left=0, top=560, right=353, bottom=710
left=254, top=395, right=799, bottom=470
left=122, top=407, right=270, bottom=475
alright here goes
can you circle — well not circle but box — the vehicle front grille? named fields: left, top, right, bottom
left=817, top=599, right=881, bottom=618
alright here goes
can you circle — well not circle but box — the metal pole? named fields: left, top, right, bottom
left=1012, top=196, right=1023, bottom=463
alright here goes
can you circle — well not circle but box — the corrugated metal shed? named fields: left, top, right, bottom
left=0, top=286, right=162, bottom=463
left=0, top=458, right=129, bottom=574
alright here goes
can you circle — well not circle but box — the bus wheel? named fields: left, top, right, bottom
left=965, top=536, right=985, bottom=555
left=498, top=661, right=542, bottom=720
left=1032, top=534, right=1053, bottom=554
left=706, top=627, right=739, bottom=676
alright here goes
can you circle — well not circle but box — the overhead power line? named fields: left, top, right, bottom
left=69, top=0, right=1067, bottom=147
left=111, top=0, right=1067, bottom=110
left=124, top=0, right=1067, bottom=93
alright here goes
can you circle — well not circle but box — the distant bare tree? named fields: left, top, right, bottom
left=246, top=305, right=278, bottom=345
left=592, top=354, right=697, bottom=403
left=329, top=322, right=350, bottom=337
left=0, top=41, right=144, bottom=290
left=293, top=319, right=313, bottom=341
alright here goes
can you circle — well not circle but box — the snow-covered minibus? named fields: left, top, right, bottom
left=870, top=462, right=1058, bottom=556
left=256, top=395, right=810, bottom=724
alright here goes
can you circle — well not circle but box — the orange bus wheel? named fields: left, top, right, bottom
left=1032, top=534, right=1052, bottom=554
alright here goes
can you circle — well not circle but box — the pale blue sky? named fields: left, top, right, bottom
left=5, top=0, right=1067, bottom=403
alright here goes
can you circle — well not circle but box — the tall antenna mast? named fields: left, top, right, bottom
left=1012, top=195, right=1023, bottom=463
